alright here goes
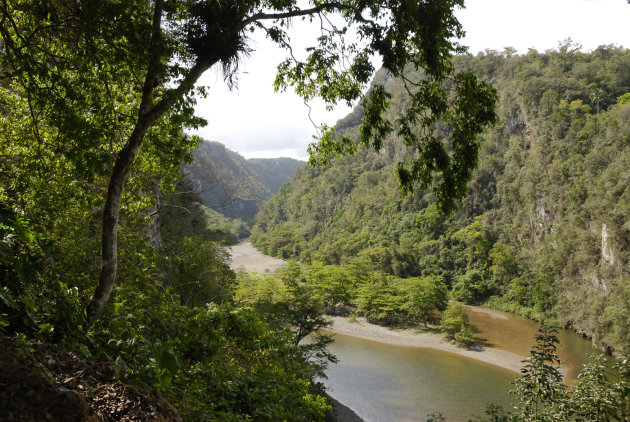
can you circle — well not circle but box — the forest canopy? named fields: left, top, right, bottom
left=252, top=44, right=630, bottom=354
left=0, top=1, right=498, bottom=420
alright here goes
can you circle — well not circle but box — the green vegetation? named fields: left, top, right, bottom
left=235, top=260, right=468, bottom=347
left=0, top=186, right=334, bottom=419
left=154, top=140, right=302, bottom=244
left=1, top=0, right=495, bottom=419
left=3, top=0, right=627, bottom=419
left=440, top=302, right=474, bottom=346
left=253, top=44, right=630, bottom=353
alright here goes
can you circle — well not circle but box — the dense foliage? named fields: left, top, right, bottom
left=5, top=0, right=628, bottom=419
left=253, top=44, right=630, bottom=353
left=0, top=165, right=333, bottom=420
left=1, top=0, right=496, bottom=419
left=1, top=0, right=496, bottom=321
left=239, top=260, right=448, bottom=324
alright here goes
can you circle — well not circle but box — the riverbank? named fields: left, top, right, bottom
left=324, top=314, right=528, bottom=375
left=228, top=241, right=287, bottom=273
left=327, top=394, right=365, bottom=422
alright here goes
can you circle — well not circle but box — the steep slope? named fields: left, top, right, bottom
left=252, top=45, right=630, bottom=352
left=247, top=157, right=307, bottom=195
left=0, top=335, right=181, bottom=422
left=183, top=140, right=303, bottom=224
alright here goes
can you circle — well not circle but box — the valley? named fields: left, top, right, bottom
left=227, top=240, right=602, bottom=421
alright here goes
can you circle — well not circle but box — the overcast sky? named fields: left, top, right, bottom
left=192, top=0, right=630, bottom=160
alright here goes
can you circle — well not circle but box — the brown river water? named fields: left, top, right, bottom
left=228, top=240, right=603, bottom=421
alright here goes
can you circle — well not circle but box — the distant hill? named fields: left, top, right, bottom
left=184, top=140, right=303, bottom=224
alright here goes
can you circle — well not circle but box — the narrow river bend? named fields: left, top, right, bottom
left=228, top=240, right=601, bottom=421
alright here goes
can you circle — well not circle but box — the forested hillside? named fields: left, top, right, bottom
left=252, top=44, right=630, bottom=353
left=3, top=0, right=629, bottom=418
left=154, top=140, right=303, bottom=243
left=184, top=140, right=303, bottom=224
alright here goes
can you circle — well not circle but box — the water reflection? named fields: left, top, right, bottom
left=466, top=306, right=597, bottom=382
left=324, top=333, right=514, bottom=422
left=325, top=307, right=604, bottom=421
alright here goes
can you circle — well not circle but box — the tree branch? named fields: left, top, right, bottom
left=242, top=2, right=368, bottom=29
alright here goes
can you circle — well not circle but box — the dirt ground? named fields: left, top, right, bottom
left=0, top=335, right=181, bottom=422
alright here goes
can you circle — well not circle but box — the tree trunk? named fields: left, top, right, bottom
left=84, top=0, right=226, bottom=323
left=149, top=189, right=162, bottom=249
left=85, top=61, right=215, bottom=323
left=86, top=127, right=148, bottom=322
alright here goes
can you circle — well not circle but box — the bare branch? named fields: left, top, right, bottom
left=148, top=203, right=193, bottom=216
left=243, top=3, right=360, bottom=28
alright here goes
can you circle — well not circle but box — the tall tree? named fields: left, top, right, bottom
left=0, top=0, right=496, bottom=322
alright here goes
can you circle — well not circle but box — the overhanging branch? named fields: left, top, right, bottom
left=242, top=2, right=372, bottom=29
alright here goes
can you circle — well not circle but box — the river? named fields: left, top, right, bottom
left=228, top=240, right=601, bottom=421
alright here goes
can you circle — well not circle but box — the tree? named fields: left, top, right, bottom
left=355, top=273, right=406, bottom=324
left=488, top=243, right=519, bottom=294
left=402, top=275, right=448, bottom=326
left=234, top=265, right=337, bottom=380
left=306, top=262, right=356, bottom=314
left=512, top=326, right=566, bottom=422
left=440, top=301, right=474, bottom=345
left=568, top=354, right=620, bottom=421
left=451, top=268, right=490, bottom=304
left=1, top=0, right=496, bottom=322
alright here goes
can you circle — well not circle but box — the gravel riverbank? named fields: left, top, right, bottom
left=324, top=315, right=528, bottom=375
left=228, top=241, right=287, bottom=273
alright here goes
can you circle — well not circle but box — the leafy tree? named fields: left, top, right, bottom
left=0, top=203, right=83, bottom=340
left=568, top=354, right=620, bottom=421
left=440, top=301, right=474, bottom=346
left=355, top=273, right=406, bottom=324
left=451, top=216, right=492, bottom=270
left=1, top=0, right=496, bottom=321
left=306, top=262, right=357, bottom=315
left=167, top=236, right=234, bottom=307
left=512, top=326, right=566, bottom=422
left=233, top=264, right=337, bottom=380
left=451, top=268, right=490, bottom=304
left=427, top=339, right=630, bottom=421
left=488, top=243, right=520, bottom=293
left=402, top=275, right=448, bottom=326
left=616, top=92, right=630, bottom=105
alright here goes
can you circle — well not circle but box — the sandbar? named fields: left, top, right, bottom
left=324, top=315, right=527, bottom=374
left=228, top=241, right=287, bottom=273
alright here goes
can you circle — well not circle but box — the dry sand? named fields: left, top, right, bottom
left=324, top=315, right=527, bottom=374
left=228, top=241, right=287, bottom=273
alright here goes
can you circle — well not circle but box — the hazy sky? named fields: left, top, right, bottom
left=192, top=0, right=630, bottom=160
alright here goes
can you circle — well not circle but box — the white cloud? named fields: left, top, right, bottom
left=193, top=1, right=630, bottom=159
left=457, top=0, right=630, bottom=54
